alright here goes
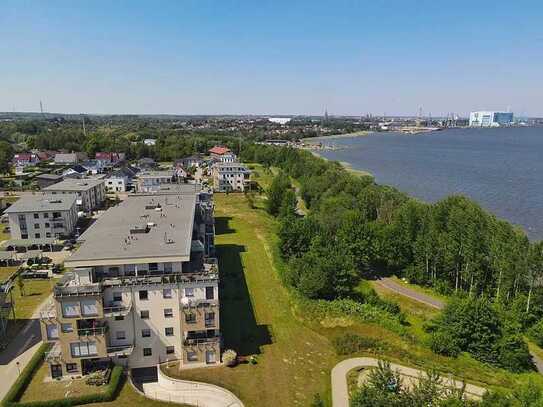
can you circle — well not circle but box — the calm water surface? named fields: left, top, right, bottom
left=316, top=127, right=543, bottom=240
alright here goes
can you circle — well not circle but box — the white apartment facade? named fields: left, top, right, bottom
left=43, top=179, right=106, bottom=213
left=40, top=190, right=219, bottom=379
left=4, top=195, right=78, bottom=240
left=212, top=162, right=251, bottom=192
left=135, top=170, right=176, bottom=193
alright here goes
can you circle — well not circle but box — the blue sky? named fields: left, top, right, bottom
left=1, top=1, right=542, bottom=116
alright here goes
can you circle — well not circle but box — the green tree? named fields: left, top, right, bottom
left=0, top=140, right=14, bottom=174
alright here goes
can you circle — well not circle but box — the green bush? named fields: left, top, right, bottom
left=528, top=320, right=543, bottom=347
left=332, top=333, right=382, bottom=355
left=2, top=364, right=124, bottom=407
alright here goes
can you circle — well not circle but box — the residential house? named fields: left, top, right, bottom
left=62, top=165, right=88, bottom=179
left=105, top=166, right=139, bottom=193
left=177, top=154, right=205, bottom=169
left=43, top=179, right=106, bottom=212
left=143, top=139, right=156, bottom=146
left=136, top=157, right=157, bottom=171
left=208, top=146, right=237, bottom=163
left=135, top=170, right=177, bottom=193
left=4, top=194, right=78, bottom=240
left=212, top=162, right=251, bottom=192
left=40, top=190, right=219, bottom=378
left=13, top=153, right=40, bottom=167
left=54, top=153, right=88, bottom=165
left=95, top=152, right=125, bottom=167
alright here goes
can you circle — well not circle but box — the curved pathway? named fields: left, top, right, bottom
left=331, top=357, right=486, bottom=407
left=374, top=277, right=543, bottom=373
left=138, top=364, right=244, bottom=407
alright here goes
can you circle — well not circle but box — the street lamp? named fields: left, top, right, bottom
left=16, top=361, right=20, bottom=375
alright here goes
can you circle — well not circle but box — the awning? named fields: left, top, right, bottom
left=17, top=250, right=43, bottom=260
left=1, top=238, right=58, bottom=248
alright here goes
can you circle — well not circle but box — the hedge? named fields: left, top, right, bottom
left=2, top=347, right=124, bottom=407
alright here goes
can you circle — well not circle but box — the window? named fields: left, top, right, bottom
left=115, top=315, right=124, bottom=321
left=164, top=308, right=173, bottom=318
left=206, top=286, right=214, bottom=300
left=43, top=213, right=49, bottom=219
left=46, top=232, right=51, bottom=238
left=113, top=292, right=122, bottom=302
left=46, top=324, right=59, bottom=340
left=163, top=288, right=172, bottom=299
left=33, top=213, right=39, bottom=219
left=166, top=346, right=175, bottom=354
left=34, top=233, right=40, bottom=239
left=70, top=341, right=97, bottom=357
left=164, top=262, right=172, bottom=273
left=62, top=302, right=79, bottom=318
left=187, top=351, right=198, bottom=362
left=61, top=323, right=73, bottom=333
left=34, top=223, right=40, bottom=229
left=140, top=310, right=149, bottom=319
left=66, top=363, right=78, bottom=373
left=81, top=299, right=98, bottom=316
left=142, top=329, right=151, bottom=338
left=21, top=234, right=28, bottom=239
left=149, top=263, right=158, bottom=272
left=143, top=348, right=152, bottom=357
left=185, top=313, right=196, bottom=324
left=139, top=290, right=148, bottom=300
left=44, top=223, right=50, bottom=228
left=205, top=312, right=215, bottom=327
left=165, top=327, right=174, bottom=336
left=184, top=287, right=194, bottom=297
left=116, top=331, right=126, bottom=340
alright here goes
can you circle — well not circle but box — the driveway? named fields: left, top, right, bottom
left=331, top=357, right=486, bottom=407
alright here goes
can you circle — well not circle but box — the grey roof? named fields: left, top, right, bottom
left=135, top=184, right=202, bottom=195
left=42, top=178, right=104, bottom=192
left=65, top=193, right=197, bottom=265
left=4, top=194, right=76, bottom=213
left=35, top=173, right=63, bottom=180
left=137, top=170, right=175, bottom=178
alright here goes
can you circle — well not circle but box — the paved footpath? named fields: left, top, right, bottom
left=331, top=357, right=486, bottom=407
left=0, top=295, right=52, bottom=400
left=374, top=277, right=543, bottom=374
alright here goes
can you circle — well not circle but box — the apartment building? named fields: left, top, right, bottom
left=43, top=179, right=106, bottom=213
left=135, top=170, right=176, bottom=193
left=4, top=195, right=78, bottom=240
left=208, top=146, right=237, bottom=163
left=40, top=188, right=218, bottom=379
left=212, top=162, right=251, bottom=192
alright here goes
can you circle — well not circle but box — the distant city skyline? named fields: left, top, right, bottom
left=1, top=1, right=542, bottom=117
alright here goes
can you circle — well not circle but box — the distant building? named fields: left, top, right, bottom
left=208, top=146, right=237, bottom=163
left=469, top=111, right=514, bottom=127
left=4, top=195, right=78, bottom=240
left=54, top=152, right=88, bottom=165
left=212, top=162, right=251, bottom=192
left=143, top=139, right=156, bottom=146
left=137, top=157, right=157, bottom=171
left=62, top=165, right=88, bottom=179
left=177, top=154, right=205, bottom=169
left=13, top=153, right=40, bottom=167
left=43, top=179, right=106, bottom=212
left=35, top=173, right=64, bottom=189
left=95, top=152, right=125, bottom=166
left=135, top=170, right=177, bottom=193
left=105, top=166, right=139, bottom=193
left=268, top=117, right=291, bottom=125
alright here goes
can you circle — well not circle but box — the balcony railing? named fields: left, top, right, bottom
left=54, top=283, right=102, bottom=297
left=103, top=301, right=132, bottom=318
left=45, top=343, right=62, bottom=362
left=78, top=325, right=108, bottom=337
left=183, top=335, right=220, bottom=347
left=182, top=299, right=219, bottom=309
left=107, top=344, right=134, bottom=357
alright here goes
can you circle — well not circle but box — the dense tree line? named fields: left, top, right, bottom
left=240, top=144, right=543, bottom=372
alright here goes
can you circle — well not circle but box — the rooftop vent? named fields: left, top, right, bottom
left=130, top=225, right=150, bottom=234
left=145, top=202, right=161, bottom=210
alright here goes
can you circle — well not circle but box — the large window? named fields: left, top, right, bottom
left=185, top=313, right=196, bottom=324
left=81, top=299, right=98, bottom=316
left=116, top=331, right=126, bottom=340
left=165, top=327, right=174, bottom=336
left=70, top=341, right=97, bottom=358
left=143, top=348, right=152, bottom=357
left=164, top=308, right=173, bottom=318
left=61, top=323, right=73, bottom=333
left=140, top=310, right=149, bottom=319
left=142, top=329, right=151, bottom=338
left=205, top=286, right=214, bottom=300
left=166, top=346, right=175, bottom=354
left=163, top=288, right=172, bottom=299
left=184, top=287, right=194, bottom=297
left=187, top=351, right=198, bottom=362
left=113, top=292, right=122, bottom=302
left=149, top=263, right=158, bottom=272
left=139, top=290, right=148, bottom=300
left=46, top=324, right=59, bottom=340
left=62, top=302, right=79, bottom=318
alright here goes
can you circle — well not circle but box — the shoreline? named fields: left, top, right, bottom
left=311, top=150, right=374, bottom=178
left=302, top=130, right=373, bottom=143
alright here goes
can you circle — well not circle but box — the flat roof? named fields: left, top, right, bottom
left=35, top=173, right=63, bottom=180
left=4, top=194, right=76, bottom=213
left=137, top=171, right=175, bottom=178
left=65, top=192, right=197, bottom=267
left=42, top=178, right=104, bottom=192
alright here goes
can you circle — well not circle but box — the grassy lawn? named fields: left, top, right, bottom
left=0, top=266, right=18, bottom=283
left=21, top=361, right=106, bottom=402
left=91, top=381, right=185, bottom=407
left=12, top=279, right=53, bottom=319
left=162, top=193, right=337, bottom=407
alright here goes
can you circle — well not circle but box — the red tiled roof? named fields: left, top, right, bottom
left=208, top=146, right=231, bottom=155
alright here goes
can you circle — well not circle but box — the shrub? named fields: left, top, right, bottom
left=497, top=335, right=534, bottom=373
left=332, top=333, right=382, bottom=355
left=222, top=349, right=237, bottom=367
left=528, top=320, right=543, bottom=347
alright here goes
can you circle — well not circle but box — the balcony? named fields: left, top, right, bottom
left=39, top=303, right=56, bottom=320
left=78, top=322, right=108, bottom=337
left=183, top=335, right=220, bottom=347
left=54, top=283, right=102, bottom=297
left=107, top=344, right=134, bottom=357
left=182, top=299, right=219, bottom=310
left=45, top=343, right=62, bottom=362
left=103, top=301, right=132, bottom=318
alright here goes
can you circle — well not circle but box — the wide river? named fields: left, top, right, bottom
left=315, top=127, right=543, bottom=240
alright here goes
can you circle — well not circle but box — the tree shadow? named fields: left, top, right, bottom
left=0, top=318, right=41, bottom=365
left=218, top=243, right=272, bottom=356
left=215, top=216, right=235, bottom=235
